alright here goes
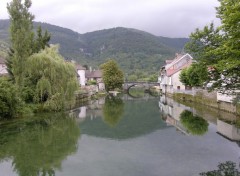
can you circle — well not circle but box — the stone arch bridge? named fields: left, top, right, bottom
left=123, top=82, right=160, bottom=92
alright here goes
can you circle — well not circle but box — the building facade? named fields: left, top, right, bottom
left=159, top=53, right=193, bottom=94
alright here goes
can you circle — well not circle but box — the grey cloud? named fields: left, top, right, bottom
left=0, top=0, right=220, bottom=37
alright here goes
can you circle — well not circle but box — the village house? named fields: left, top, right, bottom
left=158, top=53, right=193, bottom=94
left=85, top=69, right=105, bottom=91
left=0, top=57, right=8, bottom=76
left=75, top=63, right=105, bottom=91
left=76, top=64, right=86, bottom=86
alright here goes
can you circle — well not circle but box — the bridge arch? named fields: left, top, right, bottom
left=123, top=82, right=160, bottom=92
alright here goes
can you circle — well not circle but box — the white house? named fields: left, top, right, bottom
left=75, top=63, right=105, bottom=90
left=159, top=53, right=193, bottom=94
left=0, top=57, right=8, bottom=76
left=76, top=64, right=86, bottom=86
left=85, top=70, right=105, bottom=91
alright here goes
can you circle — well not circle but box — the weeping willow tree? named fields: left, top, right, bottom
left=25, top=46, right=78, bottom=111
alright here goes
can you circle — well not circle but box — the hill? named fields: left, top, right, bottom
left=0, top=19, right=188, bottom=74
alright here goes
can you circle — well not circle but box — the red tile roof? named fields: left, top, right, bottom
left=165, top=54, right=193, bottom=76
left=75, top=64, right=86, bottom=70
left=85, top=70, right=102, bottom=78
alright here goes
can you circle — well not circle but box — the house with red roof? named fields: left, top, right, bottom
left=159, top=53, right=193, bottom=94
left=85, top=69, right=105, bottom=90
left=75, top=63, right=105, bottom=90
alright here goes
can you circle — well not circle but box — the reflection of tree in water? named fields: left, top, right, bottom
left=103, top=96, right=124, bottom=127
left=128, top=87, right=145, bottom=98
left=200, top=161, right=240, bottom=176
left=180, top=110, right=209, bottom=136
left=80, top=99, right=168, bottom=140
left=0, top=113, right=80, bottom=176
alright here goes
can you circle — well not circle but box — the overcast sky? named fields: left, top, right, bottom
left=0, top=0, right=220, bottom=37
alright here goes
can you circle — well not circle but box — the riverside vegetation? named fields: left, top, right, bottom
left=0, top=0, right=79, bottom=119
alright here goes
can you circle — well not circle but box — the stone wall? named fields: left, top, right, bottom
left=173, top=90, right=239, bottom=116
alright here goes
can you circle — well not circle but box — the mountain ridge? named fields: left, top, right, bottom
left=0, top=19, right=189, bottom=74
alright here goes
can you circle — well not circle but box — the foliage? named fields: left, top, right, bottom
left=128, top=87, right=145, bottom=98
left=0, top=113, right=80, bottom=176
left=0, top=77, right=24, bottom=118
left=7, top=0, right=51, bottom=89
left=199, top=161, right=240, bottom=176
left=179, top=68, right=190, bottom=86
left=87, top=80, right=97, bottom=85
left=185, top=23, right=223, bottom=64
left=126, top=69, right=158, bottom=82
left=100, top=59, right=124, bottom=91
left=32, top=26, right=51, bottom=53
left=185, top=0, right=240, bottom=93
left=25, top=46, right=79, bottom=111
left=0, top=20, right=189, bottom=75
left=7, top=0, right=35, bottom=88
left=180, top=63, right=209, bottom=87
left=127, top=74, right=138, bottom=82
left=103, top=96, right=124, bottom=127
left=180, top=110, right=209, bottom=135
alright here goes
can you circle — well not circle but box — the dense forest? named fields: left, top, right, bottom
left=0, top=19, right=188, bottom=75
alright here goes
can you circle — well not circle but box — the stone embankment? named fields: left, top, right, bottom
left=170, top=90, right=240, bottom=116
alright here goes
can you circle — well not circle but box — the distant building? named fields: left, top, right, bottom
left=75, top=63, right=105, bottom=90
left=75, top=64, right=86, bottom=86
left=85, top=70, right=105, bottom=90
left=0, top=57, right=8, bottom=76
left=159, top=53, right=193, bottom=94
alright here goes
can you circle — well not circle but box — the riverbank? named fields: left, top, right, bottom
left=167, top=91, right=240, bottom=116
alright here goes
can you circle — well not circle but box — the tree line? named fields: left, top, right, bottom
left=0, top=0, right=79, bottom=118
left=180, top=0, right=240, bottom=96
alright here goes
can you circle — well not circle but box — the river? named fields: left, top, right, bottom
left=0, top=94, right=239, bottom=176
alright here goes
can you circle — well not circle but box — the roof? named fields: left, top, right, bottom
left=165, top=60, right=174, bottom=64
left=165, top=53, right=193, bottom=77
left=75, top=64, right=86, bottom=70
left=85, top=70, right=102, bottom=78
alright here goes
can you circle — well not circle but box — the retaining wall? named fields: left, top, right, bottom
left=172, top=90, right=239, bottom=116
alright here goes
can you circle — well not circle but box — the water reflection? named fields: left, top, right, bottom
left=103, top=96, right=124, bottom=127
left=200, top=161, right=240, bottom=176
left=159, top=95, right=192, bottom=135
left=0, top=113, right=80, bottom=176
left=217, top=119, right=240, bottom=143
left=71, top=96, right=168, bottom=140
left=159, top=95, right=240, bottom=140
left=0, top=95, right=239, bottom=176
left=180, top=110, right=208, bottom=136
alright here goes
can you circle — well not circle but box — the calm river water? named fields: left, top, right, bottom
left=0, top=95, right=239, bottom=176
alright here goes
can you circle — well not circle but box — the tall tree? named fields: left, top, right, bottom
left=25, top=46, right=78, bottom=111
left=7, top=0, right=35, bottom=88
left=185, top=23, right=223, bottom=64
left=216, top=0, right=240, bottom=59
left=33, top=26, right=51, bottom=53
left=184, top=0, right=240, bottom=93
left=100, top=59, right=124, bottom=91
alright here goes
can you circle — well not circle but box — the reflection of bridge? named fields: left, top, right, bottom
left=123, top=82, right=160, bottom=91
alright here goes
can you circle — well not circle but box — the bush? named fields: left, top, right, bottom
left=0, top=77, right=25, bottom=118
left=87, top=80, right=97, bottom=85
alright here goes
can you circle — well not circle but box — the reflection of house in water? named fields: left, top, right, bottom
left=217, top=119, right=240, bottom=143
left=69, top=97, right=105, bottom=123
left=159, top=96, right=192, bottom=135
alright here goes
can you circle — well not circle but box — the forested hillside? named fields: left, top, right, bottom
left=0, top=19, right=188, bottom=75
